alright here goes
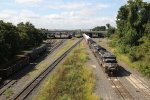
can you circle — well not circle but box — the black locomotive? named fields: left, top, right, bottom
left=83, top=34, right=118, bottom=76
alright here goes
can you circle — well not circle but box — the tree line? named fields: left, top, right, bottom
left=110, top=0, right=150, bottom=77
left=0, top=20, right=46, bottom=64
left=92, top=24, right=116, bottom=37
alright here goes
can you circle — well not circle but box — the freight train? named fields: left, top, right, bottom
left=83, top=34, right=118, bottom=76
left=0, top=44, right=47, bottom=79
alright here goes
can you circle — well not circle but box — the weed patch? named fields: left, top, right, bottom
left=34, top=41, right=99, bottom=100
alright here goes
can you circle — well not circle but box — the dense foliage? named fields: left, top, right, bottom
left=0, top=20, right=46, bottom=64
left=110, top=0, right=150, bottom=77
left=105, top=24, right=116, bottom=37
left=92, top=25, right=115, bottom=37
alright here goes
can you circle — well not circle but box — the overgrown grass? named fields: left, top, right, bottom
left=112, top=48, right=150, bottom=77
left=33, top=41, right=99, bottom=100
left=4, top=88, right=14, bottom=99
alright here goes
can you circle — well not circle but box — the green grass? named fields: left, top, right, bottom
left=33, top=41, right=99, bottom=100
left=4, top=88, right=14, bottom=99
left=112, top=48, right=150, bottom=77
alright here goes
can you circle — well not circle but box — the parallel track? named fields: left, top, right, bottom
left=108, top=77, right=133, bottom=100
left=120, top=68, right=150, bottom=99
left=0, top=40, right=66, bottom=96
left=12, top=39, right=82, bottom=100
left=90, top=48, right=134, bottom=100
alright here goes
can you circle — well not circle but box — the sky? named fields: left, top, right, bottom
left=0, top=0, right=150, bottom=29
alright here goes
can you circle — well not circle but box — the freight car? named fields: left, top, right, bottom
left=27, top=44, right=47, bottom=61
left=0, top=56, right=29, bottom=78
left=83, top=34, right=118, bottom=76
left=0, top=44, right=47, bottom=79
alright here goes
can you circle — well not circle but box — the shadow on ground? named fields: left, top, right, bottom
left=110, top=65, right=131, bottom=77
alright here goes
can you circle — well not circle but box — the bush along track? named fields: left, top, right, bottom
left=106, top=0, right=150, bottom=78
left=34, top=41, right=99, bottom=100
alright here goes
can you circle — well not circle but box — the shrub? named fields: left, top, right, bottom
left=140, top=64, right=150, bottom=78
left=34, top=42, right=99, bottom=100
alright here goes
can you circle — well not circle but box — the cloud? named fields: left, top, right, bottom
left=44, top=11, right=76, bottom=20
left=0, top=0, right=114, bottom=29
left=47, top=2, right=110, bottom=19
left=19, top=9, right=40, bottom=19
left=48, top=3, right=109, bottom=10
left=14, top=0, right=42, bottom=4
left=48, top=3, right=85, bottom=10
left=0, top=9, right=40, bottom=24
left=0, top=8, right=115, bottom=29
left=0, top=10, right=17, bottom=19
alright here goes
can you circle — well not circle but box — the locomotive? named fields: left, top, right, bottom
left=83, top=34, right=118, bottom=76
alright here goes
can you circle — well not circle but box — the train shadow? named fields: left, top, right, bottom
left=111, top=65, right=131, bottom=77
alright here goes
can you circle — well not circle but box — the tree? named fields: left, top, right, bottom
left=116, top=0, right=150, bottom=46
left=17, top=22, right=46, bottom=47
left=0, top=20, right=21, bottom=63
left=110, top=0, right=150, bottom=77
left=0, top=20, right=46, bottom=65
left=105, top=24, right=116, bottom=37
left=92, top=26, right=106, bottom=31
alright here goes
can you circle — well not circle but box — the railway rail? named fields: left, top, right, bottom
left=120, top=68, right=150, bottom=99
left=108, top=77, right=133, bottom=100
left=0, top=39, right=66, bottom=96
left=90, top=46, right=134, bottom=100
left=12, top=38, right=82, bottom=100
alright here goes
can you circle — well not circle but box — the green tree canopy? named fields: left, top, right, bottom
left=0, top=20, right=46, bottom=64
left=92, top=26, right=106, bottom=31
left=110, top=0, right=150, bottom=77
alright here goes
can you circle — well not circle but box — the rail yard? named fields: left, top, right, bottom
left=0, top=0, right=150, bottom=99
left=0, top=35, right=149, bottom=100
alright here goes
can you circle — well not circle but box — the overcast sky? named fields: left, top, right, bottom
left=0, top=0, right=149, bottom=29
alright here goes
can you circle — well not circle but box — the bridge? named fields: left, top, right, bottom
left=43, top=29, right=107, bottom=38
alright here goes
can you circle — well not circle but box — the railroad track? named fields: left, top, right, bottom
left=12, top=38, right=82, bottom=100
left=119, top=68, right=150, bottom=99
left=108, top=77, right=133, bottom=100
left=0, top=39, right=66, bottom=96
left=90, top=49, right=134, bottom=100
